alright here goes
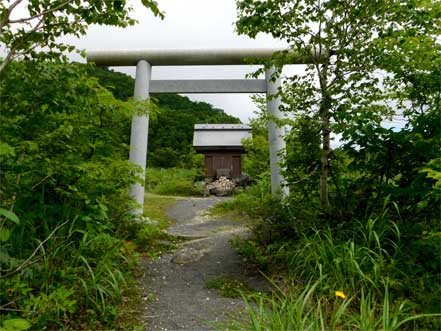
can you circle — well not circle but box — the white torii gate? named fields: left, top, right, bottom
left=87, top=48, right=295, bottom=215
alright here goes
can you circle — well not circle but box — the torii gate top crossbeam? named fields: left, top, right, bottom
left=87, top=48, right=292, bottom=66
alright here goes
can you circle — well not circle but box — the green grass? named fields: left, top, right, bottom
left=143, top=194, right=177, bottom=229
left=209, top=177, right=280, bottom=225
left=115, top=280, right=158, bottom=331
left=116, top=194, right=178, bottom=258
left=222, top=280, right=437, bottom=331
left=209, top=201, right=252, bottom=223
left=206, top=276, right=255, bottom=298
left=209, top=199, right=248, bottom=219
left=145, top=168, right=205, bottom=196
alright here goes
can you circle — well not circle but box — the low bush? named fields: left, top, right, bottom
left=145, top=167, right=205, bottom=196
left=210, top=173, right=274, bottom=218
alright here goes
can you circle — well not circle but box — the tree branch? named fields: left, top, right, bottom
left=31, top=174, right=52, bottom=190
left=0, top=15, right=44, bottom=74
left=8, top=0, right=73, bottom=24
left=0, top=0, right=24, bottom=33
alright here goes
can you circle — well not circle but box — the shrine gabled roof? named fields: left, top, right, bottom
left=193, top=124, right=252, bottom=150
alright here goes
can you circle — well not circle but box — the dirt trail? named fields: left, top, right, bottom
left=138, top=196, right=265, bottom=331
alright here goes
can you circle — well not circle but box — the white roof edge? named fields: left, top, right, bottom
left=194, top=124, right=251, bottom=130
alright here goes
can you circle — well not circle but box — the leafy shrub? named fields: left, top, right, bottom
left=231, top=237, right=271, bottom=271
left=0, top=60, right=165, bottom=329
left=146, top=167, right=205, bottom=196
left=211, top=173, right=274, bottom=217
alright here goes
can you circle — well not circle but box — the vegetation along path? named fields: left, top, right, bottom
left=139, top=196, right=266, bottom=331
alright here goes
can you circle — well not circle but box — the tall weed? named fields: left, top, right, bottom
left=224, top=280, right=437, bottom=331
left=285, top=200, right=401, bottom=294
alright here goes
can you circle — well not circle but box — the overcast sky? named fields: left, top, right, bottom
left=64, top=0, right=291, bottom=123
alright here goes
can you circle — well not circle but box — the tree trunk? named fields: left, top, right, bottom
left=320, top=113, right=330, bottom=209
left=318, top=56, right=331, bottom=210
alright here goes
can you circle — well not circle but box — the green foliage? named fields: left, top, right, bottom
left=237, top=0, right=391, bottom=208
left=147, top=98, right=240, bottom=168
left=286, top=205, right=401, bottom=294
left=340, top=109, right=441, bottom=217
left=236, top=0, right=440, bottom=209
left=283, top=115, right=321, bottom=208
left=118, top=195, right=178, bottom=257
left=241, top=101, right=270, bottom=178
left=224, top=98, right=440, bottom=328
left=0, top=208, right=19, bottom=225
left=421, top=158, right=441, bottom=192
left=145, top=168, right=205, bottom=196
left=229, top=200, right=440, bottom=329
left=374, top=1, right=441, bottom=114
left=231, top=237, right=271, bottom=271
left=0, top=208, right=20, bottom=242
left=87, top=66, right=135, bottom=101
left=0, top=60, right=167, bottom=329
left=0, top=0, right=163, bottom=73
left=224, top=280, right=437, bottom=331
left=1, top=318, right=31, bottom=331
left=142, top=195, right=177, bottom=230
left=0, top=60, right=138, bottom=223
left=211, top=174, right=274, bottom=219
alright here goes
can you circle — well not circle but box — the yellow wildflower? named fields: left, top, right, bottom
left=335, top=290, right=346, bottom=299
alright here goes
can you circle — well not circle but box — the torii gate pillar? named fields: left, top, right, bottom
left=129, top=60, right=151, bottom=215
left=266, top=66, right=288, bottom=196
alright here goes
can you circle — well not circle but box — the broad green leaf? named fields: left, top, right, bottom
left=2, top=318, right=31, bottom=330
left=0, top=208, right=20, bottom=224
left=0, top=228, right=10, bottom=242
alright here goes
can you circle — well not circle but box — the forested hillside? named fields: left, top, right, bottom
left=89, top=66, right=241, bottom=168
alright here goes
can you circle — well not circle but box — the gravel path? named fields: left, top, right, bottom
left=138, top=196, right=265, bottom=331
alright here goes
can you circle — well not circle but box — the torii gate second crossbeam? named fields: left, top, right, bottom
left=87, top=48, right=297, bottom=215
